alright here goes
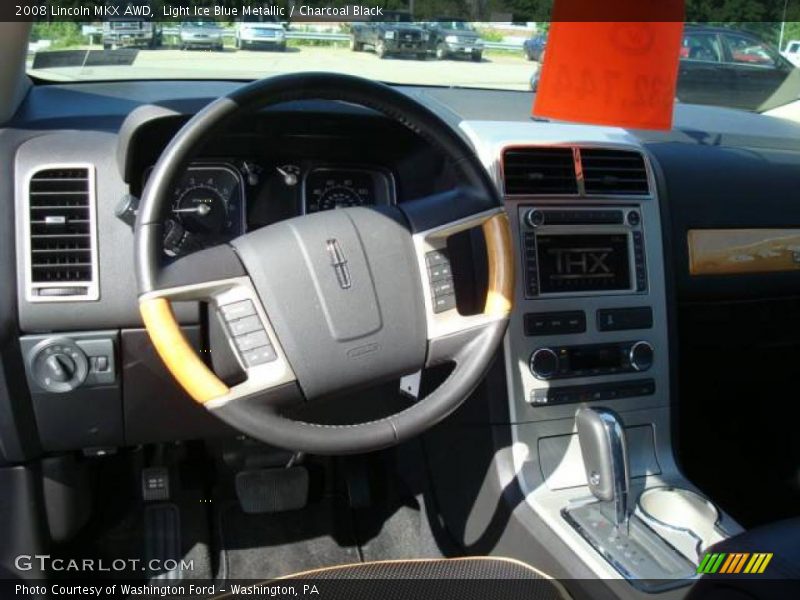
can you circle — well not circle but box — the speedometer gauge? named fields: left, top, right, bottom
left=304, top=167, right=394, bottom=214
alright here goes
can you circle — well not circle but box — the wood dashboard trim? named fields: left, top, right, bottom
left=688, top=229, right=800, bottom=276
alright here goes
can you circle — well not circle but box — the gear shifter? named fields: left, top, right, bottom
left=575, top=407, right=630, bottom=529
left=565, top=408, right=697, bottom=585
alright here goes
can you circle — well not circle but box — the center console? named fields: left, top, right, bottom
left=460, top=121, right=743, bottom=596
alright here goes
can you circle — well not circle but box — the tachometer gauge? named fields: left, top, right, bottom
left=173, top=182, right=228, bottom=234
left=305, top=168, right=394, bottom=213
left=167, top=163, right=245, bottom=245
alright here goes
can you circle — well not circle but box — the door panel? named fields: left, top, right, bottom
left=722, top=32, right=793, bottom=110
left=677, top=32, right=734, bottom=106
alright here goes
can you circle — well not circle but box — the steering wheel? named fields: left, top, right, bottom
left=135, top=73, right=513, bottom=455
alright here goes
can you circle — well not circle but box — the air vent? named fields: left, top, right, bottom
left=503, top=148, right=578, bottom=195
left=26, top=166, right=98, bottom=302
left=580, top=149, right=650, bottom=196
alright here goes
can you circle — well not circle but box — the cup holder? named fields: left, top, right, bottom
left=635, top=486, right=727, bottom=562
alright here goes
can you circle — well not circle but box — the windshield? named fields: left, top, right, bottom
left=27, top=20, right=800, bottom=114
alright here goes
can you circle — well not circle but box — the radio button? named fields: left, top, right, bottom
left=525, top=311, right=586, bottom=336
left=597, top=307, right=653, bottom=331
left=530, top=348, right=559, bottom=379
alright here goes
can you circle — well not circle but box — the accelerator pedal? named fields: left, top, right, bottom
left=144, top=503, right=182, bottom=581
left=235, top=466, right=309, bottom=514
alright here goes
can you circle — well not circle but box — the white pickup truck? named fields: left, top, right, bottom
left=782, top=40, right=800, bottom=67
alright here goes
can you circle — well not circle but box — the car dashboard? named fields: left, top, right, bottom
left=4, top=78, right=800, bottom=589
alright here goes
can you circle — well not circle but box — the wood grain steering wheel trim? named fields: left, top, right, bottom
left=139, top=297, right=229, bottom=404
left=483, top=212, right=515, bottom=316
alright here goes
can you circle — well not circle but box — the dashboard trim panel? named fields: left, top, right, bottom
left=688, top=228, right=800, bottom=276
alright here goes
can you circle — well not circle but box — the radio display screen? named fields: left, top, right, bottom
left=536, top=234, right=631, bottom=293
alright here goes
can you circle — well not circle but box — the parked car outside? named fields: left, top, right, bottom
left=427, top=19, right=483, bottom=62
left=179, top=21, right=225, bottom=52
left=531, top=27, right=796, bottom=109
left=523, top=32, right=546, bottom=62
left=678, top=25, right=796, bottom=110
left=102, top=19, right=161, bottom=50
left=235, top=15, right=286, bottom=51
left=351, top=11, right=429, bottom=60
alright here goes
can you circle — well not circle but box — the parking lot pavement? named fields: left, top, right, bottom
left=122, top=46, right=535, bottom=90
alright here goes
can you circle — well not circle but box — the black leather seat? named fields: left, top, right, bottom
left=688, top=518, right=800, bottom=600
left=213, top=557, right=570, bottom=599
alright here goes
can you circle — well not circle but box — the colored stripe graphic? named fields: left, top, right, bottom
left=699, top=552, right=773, bottom=575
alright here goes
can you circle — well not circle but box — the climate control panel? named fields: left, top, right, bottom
left=529, top=341, right=654, bottom=380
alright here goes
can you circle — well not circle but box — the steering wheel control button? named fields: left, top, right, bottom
left=433, top=294, right=457, bottom=313
left=227, top=315, right=263, bottom=336
left=432, top=280, right=455, bottom=296
left=597, top=307, right=653, bottom=332
left=234, top=330, right=271, bottom=353
left=426, top=249, right=457, bottom=314
left=524, top=311, right=586, bottom=336
left=241, top=345, right=278, bottom=367
left=530, top=348, right=560, bottom=380
left=428, top=262, right=452, bottom=282
left=425, top=250, right=450, bottom=267
left=219, top=300, right=257, bottom=320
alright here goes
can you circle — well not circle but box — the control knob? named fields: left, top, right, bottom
left=530, top=348, right=559, bottom=379
left=29, top=338, right=89, bottom=393
left=524, top=209, right=545, bottom=228
left=629, top=341, right=654, bottom=372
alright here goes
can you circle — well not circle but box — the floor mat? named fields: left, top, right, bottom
left=215, top=496, right=360, bottom=580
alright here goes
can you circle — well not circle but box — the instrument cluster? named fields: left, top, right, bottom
left=147, top=161, right=396, bottom=258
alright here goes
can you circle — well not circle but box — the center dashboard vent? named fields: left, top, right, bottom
left=25, top=166, right=99, bottom=302
left=502, top=148, right=578, bottom=195
left=580, top=148, right=650, bottom=196
left=502, top=146, right=651, bottom=197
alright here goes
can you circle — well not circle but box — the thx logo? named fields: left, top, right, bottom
left=697, top=552, right=773, bottom=575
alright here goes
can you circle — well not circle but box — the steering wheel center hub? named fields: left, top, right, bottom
left=232, top=207, right=426, bottom=399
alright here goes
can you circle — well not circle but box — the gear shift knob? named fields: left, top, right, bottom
left=575, top=407, right=630, bottom=528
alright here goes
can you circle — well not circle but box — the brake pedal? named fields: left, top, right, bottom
left=141, top=466, right=170, bottom=502
left=235, top=466, right=309, bottom=514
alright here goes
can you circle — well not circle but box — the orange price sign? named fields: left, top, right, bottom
left=533, top=1, right=685, bottom=130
